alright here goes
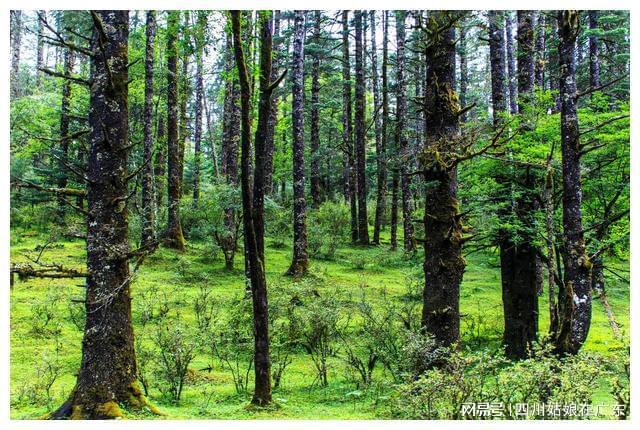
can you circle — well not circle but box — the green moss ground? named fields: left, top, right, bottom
left=9, top=228, right=629, bottom=419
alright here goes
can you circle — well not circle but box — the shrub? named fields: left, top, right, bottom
left=153, top=321, right=198, bottom=403
left=265, top=197, right=291, bottom=248
left=308, top=202, right=350, bottom=259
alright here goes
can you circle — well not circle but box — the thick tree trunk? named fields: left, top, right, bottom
left=555, top=10, right=592, bottom=356
left=535, top=12, right=546, bottom=89
left=154, top=117, right=166, bottom=212
left=141, top=11, right=156, bottom=248
left=505, top=12, right=518, bottom=115
left=51, top=11, right=157, bottom=419
left=163, top=11, right=186, bottom=251
left=373, top=10, right=387, bottom=245
left=588, top=11, right=601, bottom=89
left=342, top=10, right=358, bottom=244
left=354, top=10, right=369, bottom=245
left=230, top=10, right=273, bottom=405
left=395, top=10, right=415, bottom=253
left=192, top=12, right=206, bottom=205
left=264, top=11, right=281, bottom=196
left=285, top=11, right=309, bottom=276
left=421, top=12, right=465, bottom=348
left=516, top=11, right=535, bottom=112
left=488, top=11, right=508, bottom=124
left=544, top=164, right=559, bottom=335
left=310, top=11, right=322, bottom=209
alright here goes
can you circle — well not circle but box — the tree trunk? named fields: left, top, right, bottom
left=141, top=11, right=156, bottom=248
left=505, top=12, right=518, bottom=115
left=264, top=11, right=281, bottom=196
left=458, top=19, right=469, bottom=122
left=373, top=10, right=387, bottom=245
left=154, top=117, right=166, bottom=212
left=421, top=12, right=464, bottom=348
left=51, top=11, right=157, bottom=419
left=555, top=10, right=592, bottom=356
left=36, top=11, right=45, bottom=88
left=10, top=10, right=22, bottom=99
left=285, top=11, right=309, bottom=276
left=544, top=163, right=559, bottom=335
left=56, top=40, right=75, bottom=221
left=220, top=29, right=240, bottom=271
left=192, top=12, right=206, bottom=205
left=535, top=12, right=546, bottom=89
left=588, top=11, right=601, bottom=89
left=488, top=11, right=507, bottom=125
left=395, top=11, right=415, bottom=253
left=179, top=12, right=191, bottom=184
left=342, top=10, right=358, bottom=244
left=230, top=10, right=273, bottom=406
left=354, top=10, right=369, bottom=245
left=516, top=11, right=535, bottom=113
left=163, top=11, right=186, bottom=251
left=310, top=11, right=322, bottom=209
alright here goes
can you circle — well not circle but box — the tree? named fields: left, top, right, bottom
left=516, top=11, right=535, bottom=112
left=458, top=19, right=469, bottom=122
left=141, top=10, right=157, bottom=248
left=420, top=11, right=465, bottom=348
left=373, top=10, right=388, bottom=245
left=342, top=10, right=358, bottom=244
left=192, top=12, right=207, bottom=205
left=51, top=11, right=157, bottom=419
left=554, top=10, right=592, bottom=356
left=163, top=11, right=186, bottom=251
left=285, top=10, right=309, bottom=276
left=10, top=10, right=22, bottom=99
left=264, top=11, right=282, bottom=196
left=505, top=12, right=518, bottom=115
left=588, top=11, right=601, bottom=89
left=36, top=11, right=45, bottom=88
left=395, top=10, right=416, bottom=253
left=354, top=10, right=369, bottom=245
left=535, top=12, right=546, bottom=89
left=231, top=9, right=284, bottom=405
left=56, top=29, right=75, bottom=221
left=310, top=10, right=322, bottom=209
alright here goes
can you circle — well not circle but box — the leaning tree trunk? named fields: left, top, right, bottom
left=554, top=10, right=592, bottom=355
left=420, top=11, right=466, bottom=349
left=395, top=10, right=415, bottom=253
left=354, top=10, right=369, bottom=245
left=342, top=10, right=358, bottom=244
left=141, top=11, right=156, bottom=248
left=285, top=10, right=309, bottom=276
left=51, top=11, right=158, bottom=419
left=505, top=12, right=518, bottom=115
left=310, top=11, right=322, bottom=209
left=163, top=11, right=186, bottom=251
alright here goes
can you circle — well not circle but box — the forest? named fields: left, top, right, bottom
left=8, top=9, right=630, bottom=420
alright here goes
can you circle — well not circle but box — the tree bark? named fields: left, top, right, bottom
left=535, top=12, right=546, bottom=89
left=230, top=10, right=273, bottom=406
left=342, top=10, right=358, bottom=244
left=36, top=11, right=45, bottom=88
left=373, top=10, right=387, bottom=245
left=154, top=117, right=166, bottom=212
left=10, top=10, right=22, bottom=99
left=141, top=11, right=156, bottom=248
left=310, top=11, right=322, bottom=209
left=555, top=10, right=592, bottom=356
left=516, top=11, right=535, bottom=112
left=488, top=11, right=507, bottom=125
left=56, top=40, right=75, bottom=221
left=395, top=11, right=415, bottom=253
left=285, top=10, right=309, bottom=276
left=163, top=11, right=186, bottom=251
left=421, top=12, right=465, bottom=348
left=505, top=12, right=518, bottom=115
left=354, top=10, right=369, bottom=245
left=458, top=19, right=469, bottom=122
left=264, top=11, right=281, bottom=196
left=51, top=11, right=157, bottom=419
left=192, top=12, right=207, bottom=205
left=588, top=11, right=601, bottom=89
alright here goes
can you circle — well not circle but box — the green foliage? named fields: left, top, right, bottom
left=307, top=201, right=350, bottom=259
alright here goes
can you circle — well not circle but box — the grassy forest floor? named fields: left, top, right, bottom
left=9, top=225, right=630, bottom=419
